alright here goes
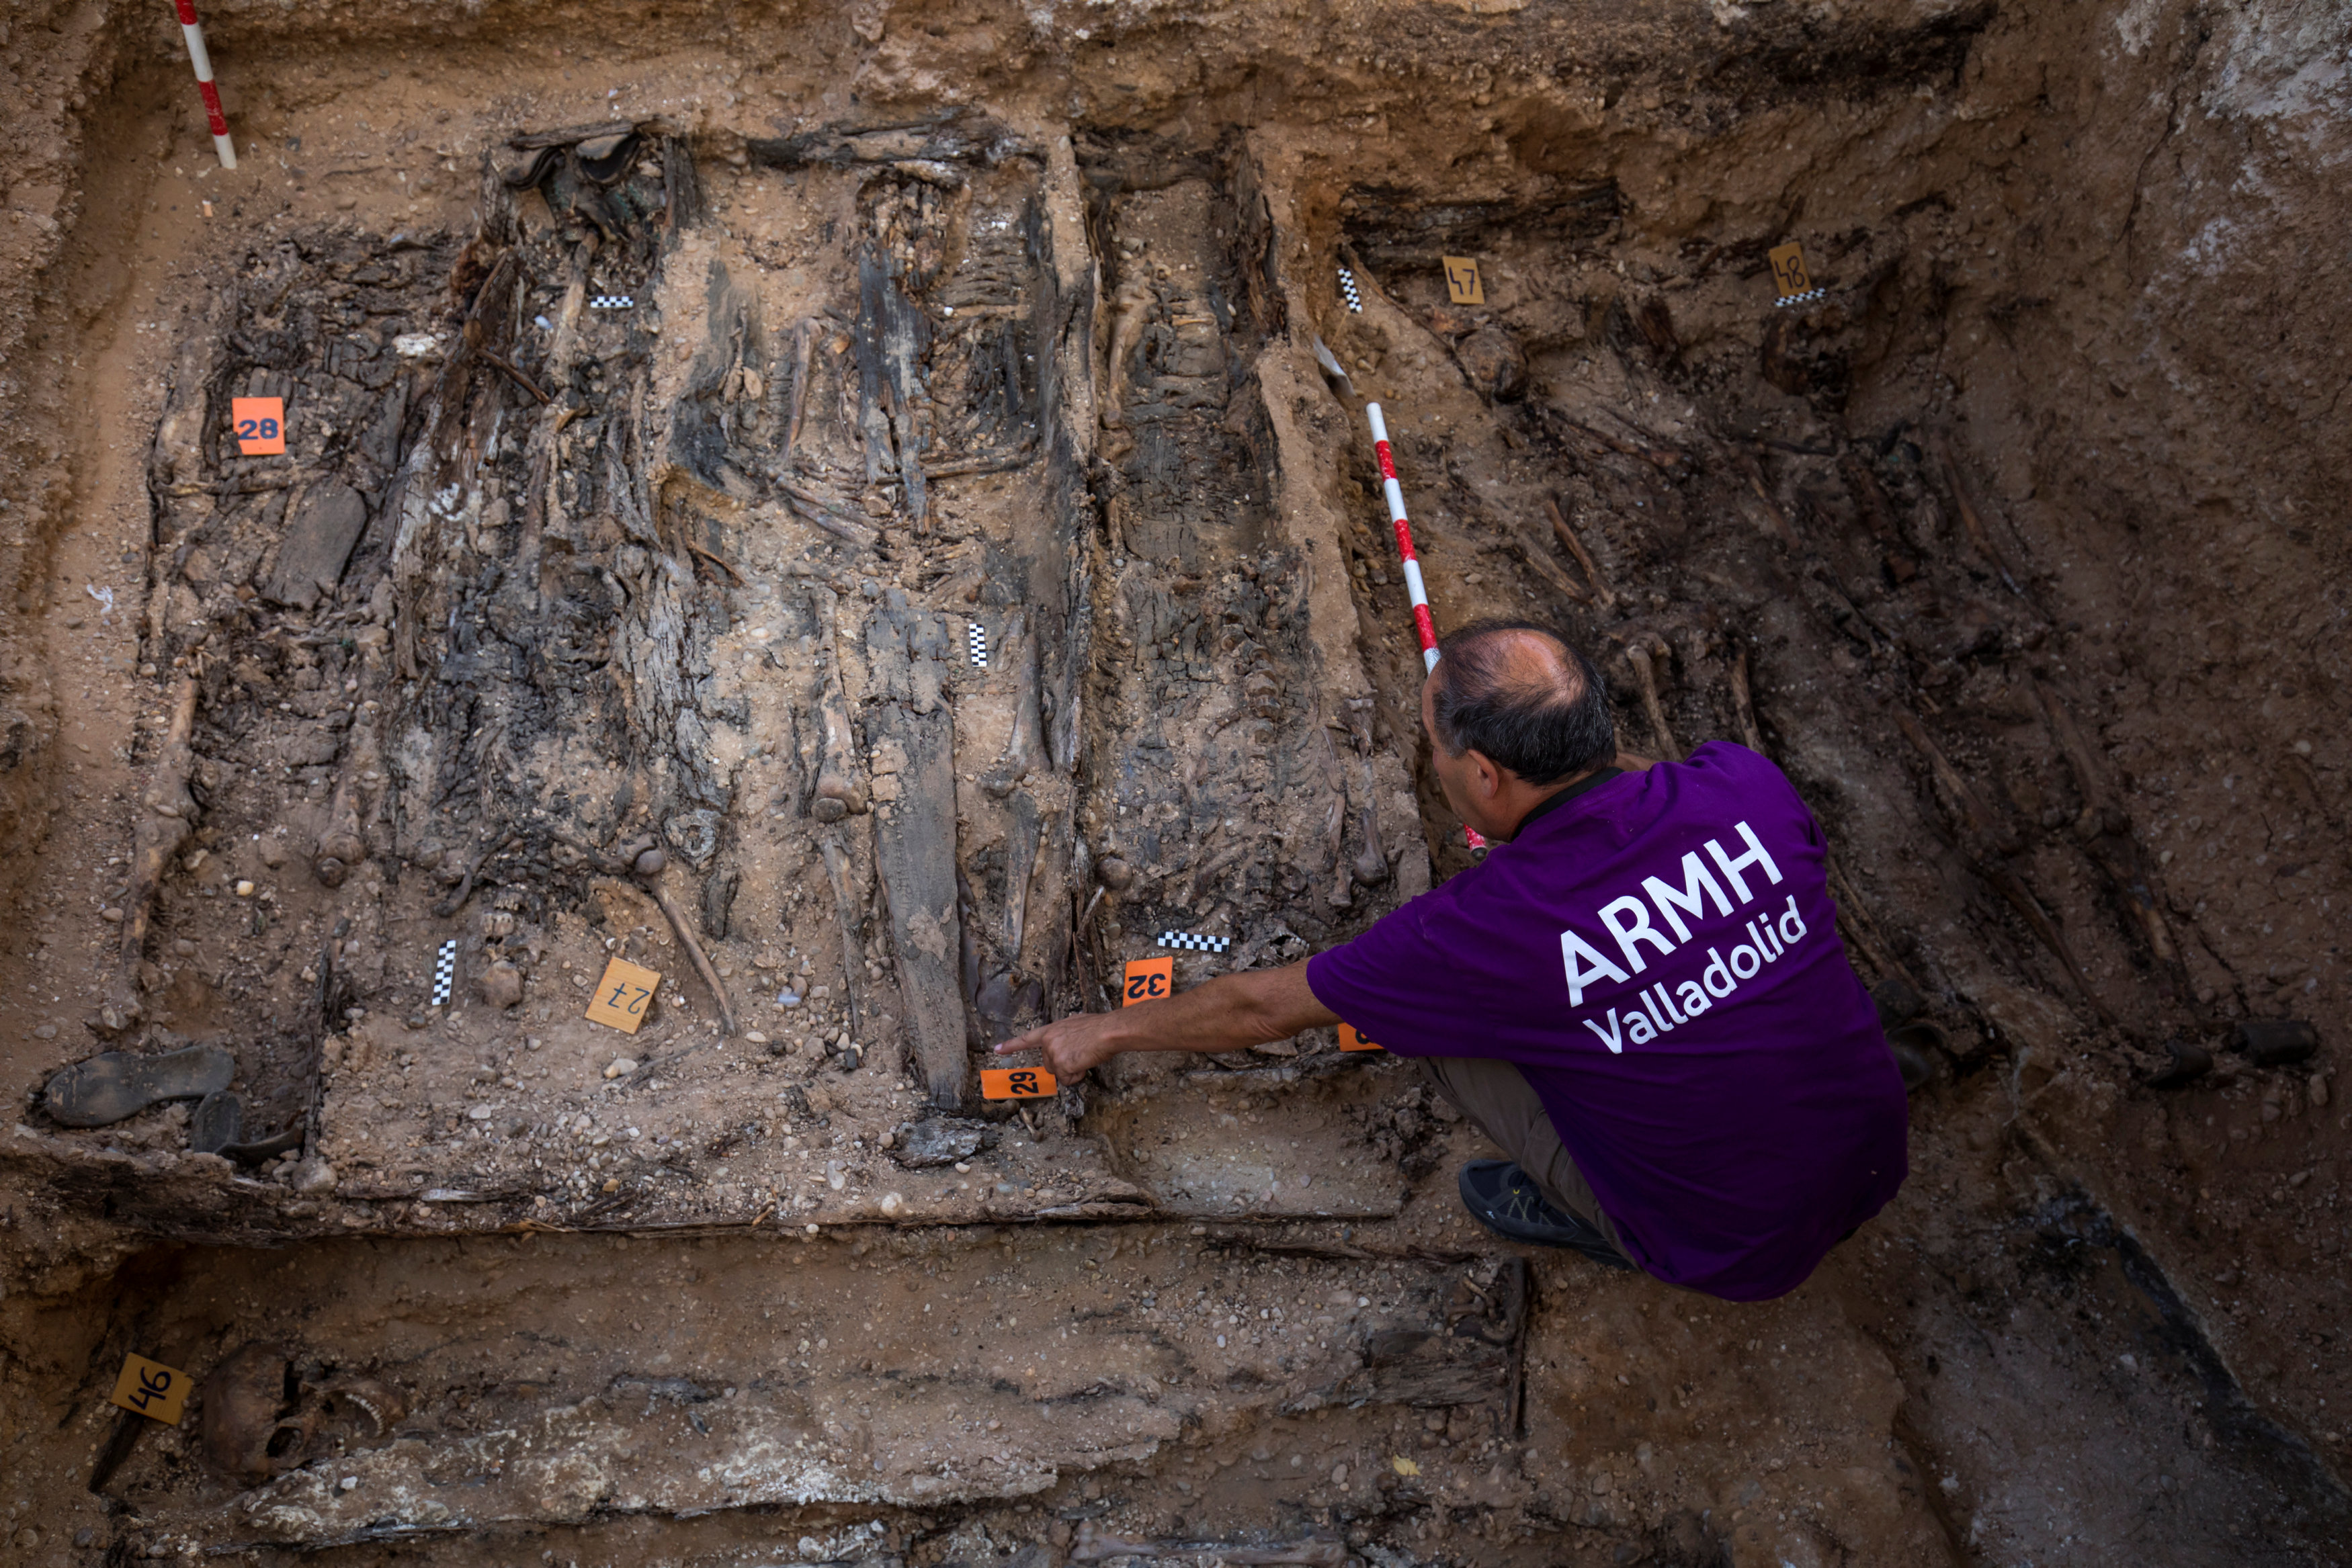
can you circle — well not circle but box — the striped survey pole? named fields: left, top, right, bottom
left=1363, top=400, right=1488, bottom=856
left=1366, top=402, right=1439, bottom=673
left=171, top=0, right=237, bottom=170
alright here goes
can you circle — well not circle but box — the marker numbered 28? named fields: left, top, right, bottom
left=230, top=396, right=286, bottom=456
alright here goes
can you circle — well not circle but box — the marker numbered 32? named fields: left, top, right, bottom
left=1122, top=957, right=1173, bottom=1006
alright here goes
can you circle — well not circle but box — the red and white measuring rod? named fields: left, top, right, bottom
left=171, top=0, right=238, bottom=170
left=1365, top=401, right=1439, bottom=673
left=1363, top=400, right=1488, bottom=855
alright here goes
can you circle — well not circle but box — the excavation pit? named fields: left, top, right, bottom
left=1, top=2, right=2346, bottom=1564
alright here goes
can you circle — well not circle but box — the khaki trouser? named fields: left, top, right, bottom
left=1414, top=1055, right=1634, bottom=1263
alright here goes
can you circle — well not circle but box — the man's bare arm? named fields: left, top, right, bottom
left=991, top=959, right=1341, bottom=1079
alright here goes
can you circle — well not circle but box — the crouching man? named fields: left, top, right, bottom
left=995, top=619, right=1908, bottom=1301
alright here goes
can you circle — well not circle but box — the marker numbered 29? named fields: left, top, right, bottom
left=981, top=1067, right=1058, bottom=1100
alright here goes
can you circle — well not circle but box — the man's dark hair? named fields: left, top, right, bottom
left=1429, top=619, right=1615, bottom=785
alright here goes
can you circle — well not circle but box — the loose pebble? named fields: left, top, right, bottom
left=604, top=1058, right=637, bottom=1079
left=467, top=1105, right=492, bottom=1121
left=235, top=880, right=256, bottom=898
left=879, top=1191, right=903, bottom=1215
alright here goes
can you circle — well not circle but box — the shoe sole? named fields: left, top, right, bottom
left=43, top=1045, right=235, bottom=1129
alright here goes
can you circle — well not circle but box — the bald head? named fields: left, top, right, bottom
left=1427, top=619, right=1615, bottom=786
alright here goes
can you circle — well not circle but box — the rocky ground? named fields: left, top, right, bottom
left=0, top=1, right=2345, bottom=1565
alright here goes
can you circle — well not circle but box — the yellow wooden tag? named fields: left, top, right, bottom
left=982, top=1066, right=1058, bottom=1100
left=585, top=957, right=661, bottom=1033
left=1339, top=1023, right=1385, bottom=1052
left=1768, top=242, right=1814, bottom=299
left=109, top=1354, right=192, bottom=1426
left=1441, top=256, right=1484, bottom=306
left=230, top=396, right=286, bottom=456
left=1122, top=957, right=1173, bottom=1006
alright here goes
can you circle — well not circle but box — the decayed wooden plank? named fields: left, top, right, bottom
left=869, top=592, right=968, bottom=1106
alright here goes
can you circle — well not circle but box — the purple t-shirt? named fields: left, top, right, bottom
left=1307, top=742, right=1908, bottom=1301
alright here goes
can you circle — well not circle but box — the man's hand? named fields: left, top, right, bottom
left=991, top=1008, right=1132, bottom=1080
left=992, top=959, right=1341, bottom=1079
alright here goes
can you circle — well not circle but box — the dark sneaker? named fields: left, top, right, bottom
left=1458, top=1160, right=1636, bottom=1269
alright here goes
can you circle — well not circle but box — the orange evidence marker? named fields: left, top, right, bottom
left=1339, top=1023, right=1386, bottom=1052
left=110, top=1354, right=192, bottom=1425
left=1122, top=957, right=1173, bottom=1006
left=1441, top=255, right=1484, bottom=306
left=585, top=957, right=661, bottom=1033
left=982, top=1067, right=1059, bottom=1100
left=230, top=396, right=286, bottom=456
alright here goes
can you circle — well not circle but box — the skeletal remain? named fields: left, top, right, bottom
left=1622, top=634, right=1679, bottom=761
left=923, top=441, right=1042, bottom=479
left=1839, top=450, right=1900, bottom=541
left=1101, top=275, right=1155, bottom=425
left=1310, top=702, right=1351, bottom=908
left=1340, top=701, right=1391, bottom=889
left=1892, top=713, right=2018, bottom=861
left=784, top=317, right=814, bottom=453
left=1187, top=839, right=1255, bottom=906
left=631, top=849, right=741, bottom=1038
left=980, top=612, right=1048, bottom=798
left=1506, top=521, right=1591, bottom=604
left=302, top=916, right=351, bottom=1161
left=1894, top=713, right=2108, bottom=1018
left=433, top=834, right=519, bottom=919
left=780, top=483, right=880, bottom=550
left=1738, top=453, right=1802, bottom=550
left=1928, top=429, right=2023, bottom=593
left=311, top=722, right=377, bottom=888
left=2032, top=678, right=2185, bottom=977
left=1823, top=856, right=1921, bottom=993
left=1003, top=790, right=1042, bottom=962
left=1071, top=1526, right=1345, bottom=1565
left=112, top=677, right=200, bottom=1026
left=1729, top=645, right=1766, bottom=754
left=1544, top=496, right=1614, bottom=607
left=818, top=828, right=866, bottom=1038
left=460, top=317, right=550, bottom=404
left=808, top=586, right=868, bottom=822
left=1352, top=765, right=1392, bottom=889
